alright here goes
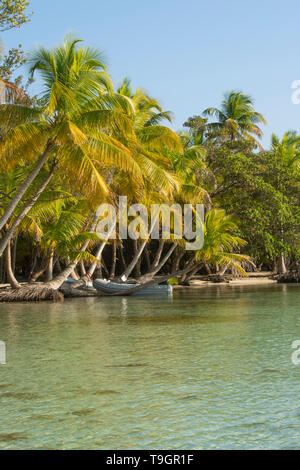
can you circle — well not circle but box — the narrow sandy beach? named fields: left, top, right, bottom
left=174, top=272, right=277, bottom=289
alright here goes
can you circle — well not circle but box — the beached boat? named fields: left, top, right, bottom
left=93, top=279, right=173, bottom=296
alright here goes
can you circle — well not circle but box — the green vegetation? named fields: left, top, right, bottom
left=0, top=14, right=299, bottom=300
left=0, top=1, right=33, bottom=101
left=0, top=0, right=32, bottom=32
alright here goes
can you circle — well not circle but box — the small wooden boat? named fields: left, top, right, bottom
left=93, top=279, right=173, bottom=296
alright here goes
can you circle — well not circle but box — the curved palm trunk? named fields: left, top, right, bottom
left=180, top=256, right=197, bottom=284
left=219, top=263, right=229, bottom=276
left=87, top=242, right=106, bottom=278
left=29, top=251, right=38, bottom=280
left=12, top=234, right=18, bottom=274
left=0, top=141, right=54, bottom=232
left=121, top=239, right=147, bottom=281
left=45, top=261, right=78, bottom=290
left=79, top=171, right=117, bottom=281
left=85, top=213, right=117, bottom=279
left=45, top=251, right=54, bottom=282
left=151, top=243, right=178, bottom=275
left=5, top=240, right=20, bottom=289
left=184, top=264, right=201, bottom=283
left=172, top=248, right=185, bottom=273
left=70, top=267, right=80, bottom=280
left=118, top=241, right=127, bottom=272
left=140, top=243, right=178, bottom=281
left=55, top=258, right=62, bottom=274
left=204, top=263, right=212, bottom=275
left=120, top=217, right=158, bottom=281
left=150, top=240, right=165, bottom=270
left=43, top=211, right=102, bottom=290
left=134, top=240, right=142, bottom=278
left=0, top=164, right=55, bottom=257
left=30, top=266, right=47, bottom=283
left=109, top=241, right=117, bottom=279
left=79, top=261, right=86, bottom=277
left=144, top=245, right=151, bottom=271
left=0, top=255, right=4, bottom=284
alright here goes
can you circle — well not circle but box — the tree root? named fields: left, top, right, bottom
left=0, top=286, right=64, bottom=303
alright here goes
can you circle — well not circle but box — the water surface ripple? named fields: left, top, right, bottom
left=0, top=284, right=300, bottom=449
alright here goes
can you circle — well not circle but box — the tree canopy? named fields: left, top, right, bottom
left=0, top=0, right=32, bottom=32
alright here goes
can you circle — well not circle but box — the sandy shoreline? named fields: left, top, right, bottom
left=174, top=272, right=277, bottom=289
left=0, top=273, right=278, bottom=292
left=175, top=278, right=277, bottom=289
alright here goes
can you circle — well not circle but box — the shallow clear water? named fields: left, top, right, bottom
left=0, top=284, right=300, bottom=450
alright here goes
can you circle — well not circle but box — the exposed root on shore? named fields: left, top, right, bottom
left=0, top=286, right=64, bottom=303
left=277, top=271, right=300, bottom=283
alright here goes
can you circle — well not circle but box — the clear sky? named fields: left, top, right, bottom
left=2, top=0, right=300, bottom=147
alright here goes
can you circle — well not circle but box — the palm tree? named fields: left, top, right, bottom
left=101, top=79, right=183, bottom=282
left=203, top=91, right=266, bottom=148
left=196, top=209, right=252, bottom=275
left=35, top=204, right=101, bottom=282
left=0, top=35, right=139, bottom=256
left=271, top=131, right=300, bottom=168
left=178, top=209, right=253, bottom=283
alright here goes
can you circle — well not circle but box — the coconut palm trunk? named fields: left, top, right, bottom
left=85, top=214, right=117, bottom=280
left=134, top=240, right=142, bottom=278
left=30, top=264, right=47, bottom=283
left=144, top=245, right=151, bottom=271
left=109, top=241, right=117, bottom=279
left=0, top=141, right=54, bottom=233
left=12, top=235, right=18, bottom=274
left=150, top=240, right=165, bottom=270
left=0, top=163, right=56, bottom=257
left=184, top=264, right=201, bottom=283
left=5, top=240, right=21, bottom=289
left=219, top=264, right=230, bottom=276
left=172, top=248, right=185, bottom=273
left=150, top=243, right=178, bottom=275
left=118, top=241, right=127, bottom=272
left=120, top=217, right=158, bottom=281
left=180, top=256, right=197, bottom=284
left=45, top=251, right=54, bottom=282
left=79, top=261, right=86, bottom=277
left=121, top=239, right=148, bottom=281
left=43, top=210, right=103, bottom=290
left=45, top=261, right=79, bottom=290
left=140, top=243, right=178, bottom=281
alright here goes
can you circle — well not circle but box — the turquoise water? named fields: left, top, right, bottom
left=0, top=284, right=300, bottom=450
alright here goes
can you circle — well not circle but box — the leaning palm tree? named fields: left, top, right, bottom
left=30, top=199, right=101, bottom=282
left=70, top=81, right=183, bottom=285
left=203, top=91, right=266, bottom=148
left=0, top=35, right=139, bottom=257
left=113, top=80, right=182, bottom=281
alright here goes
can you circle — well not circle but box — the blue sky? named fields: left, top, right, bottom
left=2, top=0, right=300, bottom=147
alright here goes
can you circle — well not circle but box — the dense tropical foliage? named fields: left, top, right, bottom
left=0, top=7, right=299, bottom=300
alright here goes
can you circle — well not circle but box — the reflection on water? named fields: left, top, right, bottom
left=0, top=284, right=300, bottom=449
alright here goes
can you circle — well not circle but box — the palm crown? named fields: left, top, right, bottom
left=203, top=90, right=266, bottom=148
